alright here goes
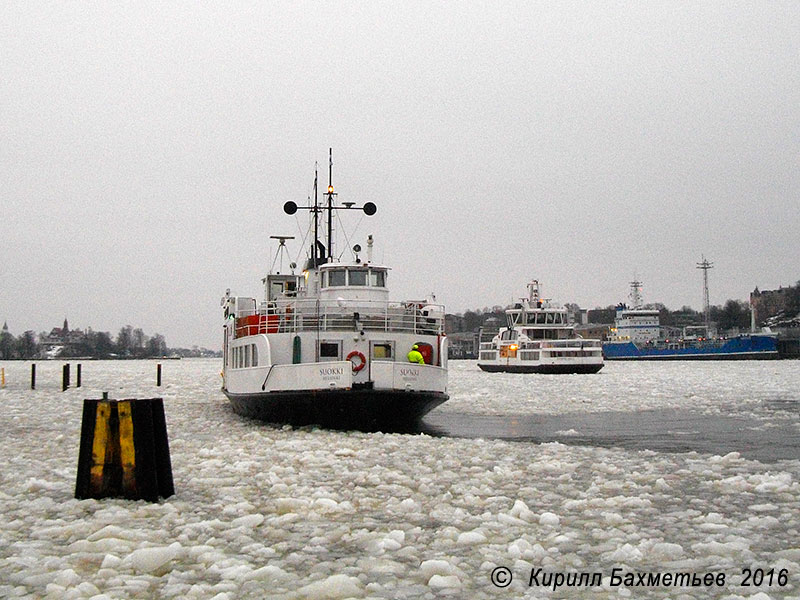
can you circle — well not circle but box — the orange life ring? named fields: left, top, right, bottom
left=346, top=350, right=366, bottom=372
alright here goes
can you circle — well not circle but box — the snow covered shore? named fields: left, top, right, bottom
left=1, top=359, right=798, bottom=599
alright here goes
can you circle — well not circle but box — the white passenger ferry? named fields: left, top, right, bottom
left=220, top=151, right=448, bottom=429
left=477, top=280, right=604, bottom=374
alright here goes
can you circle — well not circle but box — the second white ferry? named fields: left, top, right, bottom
left=477, top=280, right=604, bottom=374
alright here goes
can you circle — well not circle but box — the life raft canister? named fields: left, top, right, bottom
left=346, top=350, right=366, bottom=372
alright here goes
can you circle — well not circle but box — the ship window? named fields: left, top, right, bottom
left=372, top=342, right=393, bottom=359
left=370, top=270, right=385, bottom=287
left=348, top=269, right=367, bottom=286
left=252, top=344, right=258, bottom=367
left=546, top=313, right=554, bottom=324
left=319, top=341, right=341, bottom=361
left=329, top=270, right=346, bottom=287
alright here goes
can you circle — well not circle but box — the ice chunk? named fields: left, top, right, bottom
left=53, top=569, right=81, bottom=587
left=386, top=530, right=405, bottom=544
left=649, top=542, right=684, bottom=560
left=754, top=472, right=794, bottom=493
left=397, top=498, right=420, bottom=512
left=231, top=514, right=264, bottom=528
left=691, top=539, right=751, bottom=558
left=87, top=524, right=146, bottom=542
left=608, top=543, right=643, bottom=563
left=219, top=565, right=253, bottom=581
left=245, top=565, right=292, bottom=582
left=419, top=559, right=456, bottom=579
left=744, top=593, right=775, bottom=600
left=313, top=498, right=340, bottom=511
left=380, top=532, right=404, bottom=551
left=24, top=478, right=62, bottom=492
left=100, top=555, right=121, bottom=569
left=296, top=574, right=364, bottom=598
left=457, top=530, right=487, bottom=544
left=539, top=512, right=560, bottom=526
left=428, top=574, right=461, bottom=588
left=509, top=500, right=536, bottom=522
left=76, top=581, right=100, bottom=596
left=124, top=542, right=182, bottom=573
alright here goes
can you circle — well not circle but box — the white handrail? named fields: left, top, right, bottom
left=234, top=298, right=445, bottom=336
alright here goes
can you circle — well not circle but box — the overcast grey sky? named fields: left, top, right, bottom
left=3, top=2, right=798, bottom=348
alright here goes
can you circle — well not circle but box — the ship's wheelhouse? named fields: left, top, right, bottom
left=320, top=266, right=387, bottom=288
left=318, top=264, right=390, bottom=302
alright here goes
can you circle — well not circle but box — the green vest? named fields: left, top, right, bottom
left=407, top=349, right=425, bottom=364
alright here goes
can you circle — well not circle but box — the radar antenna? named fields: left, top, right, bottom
left=269, top=235, right=294, bottom=274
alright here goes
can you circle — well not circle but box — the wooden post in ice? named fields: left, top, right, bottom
left=31, top=364, right=36, bottom=389
left=156, top=363, right=162, bottom=387
left=62, top=363, right=70, bottom=391
left=76, top=364, right=81, bottom=388
left=1, top=367, right=5, bottom=388
left=75, top=397, right=174, bottom=502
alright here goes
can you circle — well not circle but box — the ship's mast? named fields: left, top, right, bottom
left=313, top=165, right=319, bottom=265
left=282, top=150, right=377, bottom=270
left=629, top=277, right=643, bottom=309
left=697, top=256, right=714, bottom=332
left=527, top=280, right=541, bottom=305
left=326, top=148, right=335, bottom=261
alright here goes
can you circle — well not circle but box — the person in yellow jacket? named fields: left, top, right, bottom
left=407, top=344, right=425, bottom=364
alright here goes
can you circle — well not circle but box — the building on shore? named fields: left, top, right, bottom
left=39, top=318, right=86, bottom=358
left=750, top=286, right=797, bottom=327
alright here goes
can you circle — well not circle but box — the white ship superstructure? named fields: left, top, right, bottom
left=477, top=280, right=604, bottom=374
left=221, top=151, right=448, bottom=429
left=607, top=279, right=661, bottom=343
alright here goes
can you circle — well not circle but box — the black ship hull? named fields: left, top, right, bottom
left=478, top=363, right=604, bottom=374
left=224, top=387, right=448, bottom=432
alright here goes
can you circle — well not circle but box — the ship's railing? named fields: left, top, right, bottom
left=481, top=339, right=602, bottom=350
left=533, top=340, right=602, bottom=349
left=234, top=298, right=445, bottom=337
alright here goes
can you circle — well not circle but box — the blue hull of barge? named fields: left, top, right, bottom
left=603, top=335, right=779, bottom=360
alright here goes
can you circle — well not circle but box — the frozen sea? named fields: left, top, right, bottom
left=0, top=358, right=798, bottom=599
